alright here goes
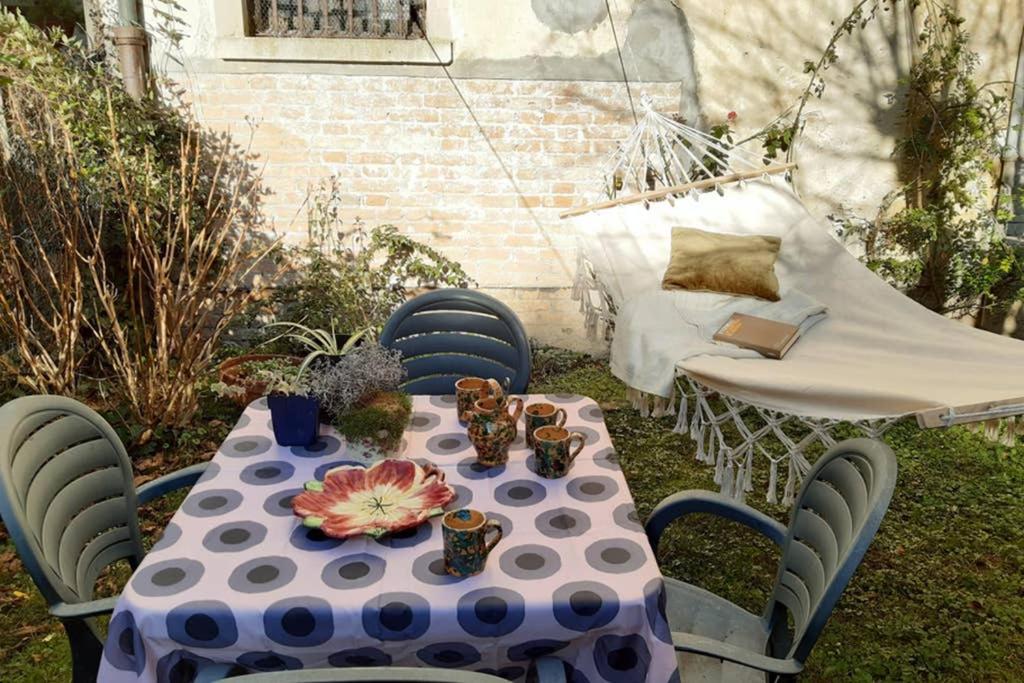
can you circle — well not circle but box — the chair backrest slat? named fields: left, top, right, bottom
left=793, top=509, right=839, bottom=575
left=25, top=439, right=122, bottom=538
left=76, top=526, right=133, bottom=596
left=12, top=414, right=102, bottom=500
left=381, top=289, right=531, bottom=395
left=58, top=495, right=131, bottom=594
left=391, top=310, right=517, bottom=344
left=800, top=480, right=853, bottom=551
left=767, top=438, right=897, bottom=664
left=392, top=332, right=520, bottom=369
left=0, top=396, right=143, bottom=607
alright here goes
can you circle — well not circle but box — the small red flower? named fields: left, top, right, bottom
left=727, top=111, right=737, bottom=121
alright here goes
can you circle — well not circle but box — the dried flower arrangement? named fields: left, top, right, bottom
left=305, top=343, right=411, bottom=458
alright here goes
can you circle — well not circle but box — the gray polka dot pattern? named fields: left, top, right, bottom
left=592, top=446, right=621, bottom=471
left=322, top=554, right=387, bottom=590
left=494, top=479, right=547, bottom=507
left=425, top=433, right=471, bottom=456
left=535, top=507, right=592, bottom=539
left=99, top=394, right=678, bottom=683
left=613, top=503, right=643, bottom=532
left=570, top=426, right=602, bottom=446
left=131, top=558, right=204, bottom=597
left=567, top=475, right=619, bottom=503
left=411, top=550, right=466, bottom=587
left=229, top=557, right=297, bottom=594
left=262, top=488, right=302, bottom=517
left=220, top=435, right=273, bottom=458
left=181, top=488, right=242, bottom=517
left=406, top=412, right=441, bottom=432
left=202, top=521, right=267, bottom=553
left=150, top=522, right=181, bottom=553
left=585, top=538, right=648, bottom=574
left=576, top=403, right=604, bottom=423
left=197, top=462, right=221, bottom=484
left=289, top=436, right=341, bottom=459
left=498, top=544, right=562, bottom=580
left=428, top=394, right=458, bottom=408
left=456, top=457, right=506, bottom=480
left=240, top=461, right=295, bottom=485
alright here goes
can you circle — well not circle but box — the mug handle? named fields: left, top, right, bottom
left=484, top=378, right=504, bottom=403
left=483, top=519, right=504, bottom=555
left=507, top=397, right=524, bottom=423
left=554, top=408, right=567, bottom=428
left=568, top=432, right=586, bottom=463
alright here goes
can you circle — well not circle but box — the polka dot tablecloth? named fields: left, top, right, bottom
left=100, top=395, right=680, bottom=683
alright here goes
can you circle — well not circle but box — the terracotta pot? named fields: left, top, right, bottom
left=218, top=354, right=302, bottom=407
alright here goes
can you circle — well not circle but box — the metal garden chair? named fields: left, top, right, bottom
left=645, top=438, right=897, bottom=682
left=0, top=395, right=228, bottom=683
left=380, top=289, right=532, bottom=395
left=227, top=659, right=566, bottom=682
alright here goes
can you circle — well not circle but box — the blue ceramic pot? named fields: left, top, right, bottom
left=268, top=394, right=320, bottom=447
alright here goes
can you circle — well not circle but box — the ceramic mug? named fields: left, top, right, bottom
left=455, top=377, right=503, bottom=425
left=532, top=425, right=586, bottom=479
left=524, top=402, right=567, bottom=448
left=442, top=508, right=504, bottom=577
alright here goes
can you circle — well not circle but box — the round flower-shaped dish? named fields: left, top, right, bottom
left=292, top=459, right=455, bottom=539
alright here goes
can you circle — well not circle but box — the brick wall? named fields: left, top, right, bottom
left=186, top=73, right=681, bottom=350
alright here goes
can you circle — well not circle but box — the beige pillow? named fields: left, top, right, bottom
left=661, top=227, right=781, bottom=301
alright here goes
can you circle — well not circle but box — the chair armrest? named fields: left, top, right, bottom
left=194, top=662, right=235, bottom=683
left=49, top=595, right=120, bottom=620
left=673, top=632, right=803, bottom=676
left=645, top=489, right=787, bottom=554
left=136, top=463, right=210, bottom=505
left=532, top=656, right=567, bottom=683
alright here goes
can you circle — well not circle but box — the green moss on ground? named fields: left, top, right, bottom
left=2, top=357, right=1023, bottom=681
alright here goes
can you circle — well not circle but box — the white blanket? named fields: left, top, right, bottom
left=574, top=180, right=1024, bottom=422
left=611, top=289, right=827, bottom=398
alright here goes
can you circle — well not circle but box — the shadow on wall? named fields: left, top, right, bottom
left=524, top=0, right=703, bottom=123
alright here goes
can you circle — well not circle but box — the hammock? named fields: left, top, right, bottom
left=569, top=178, right=1024, bottom=504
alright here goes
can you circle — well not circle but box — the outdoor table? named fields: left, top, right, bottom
left=99, top=394, right=680, bottom=683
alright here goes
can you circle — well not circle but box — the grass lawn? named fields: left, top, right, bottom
left=1, top=352, right=1023, bottom=681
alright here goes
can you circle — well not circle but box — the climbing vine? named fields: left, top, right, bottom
left=864, top=4, right=1019, bottom=318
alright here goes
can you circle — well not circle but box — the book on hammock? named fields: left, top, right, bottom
left=713, top=313, right=800, bottom=359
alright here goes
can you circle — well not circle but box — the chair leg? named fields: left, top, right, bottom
left=63, top=618, right=105, bottom=683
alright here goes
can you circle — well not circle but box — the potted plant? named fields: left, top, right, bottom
left=264, top=322, right=369, bottom=375
left=262, top=367, right=320, bottom=447
left=216, top=355, right=302, bottom=406
left=305, top=343, right=412, bottom=459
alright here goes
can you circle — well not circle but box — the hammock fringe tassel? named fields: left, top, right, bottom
left=657, top=376, right=903, bottom=505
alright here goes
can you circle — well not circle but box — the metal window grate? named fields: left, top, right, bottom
left=249, top=0, right=425, bottom=39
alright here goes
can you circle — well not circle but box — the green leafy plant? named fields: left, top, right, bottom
left=272, top=176, right=473, bottom=334
left=256, top=367, right=309, bottom=397
left=264, top=321, right=369, bottom=376
left=862, top=4, right=1020, bottom=317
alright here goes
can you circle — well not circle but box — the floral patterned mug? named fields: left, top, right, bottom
left=532, top=425, right=586, bottom=479
left=524, top=402, right=567, bottom=448
left=442, top=508, right=504, bottom=577
left=455, top=377, right=503, bottom=425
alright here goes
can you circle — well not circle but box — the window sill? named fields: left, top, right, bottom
left=214, top=36, right=452, bottom=65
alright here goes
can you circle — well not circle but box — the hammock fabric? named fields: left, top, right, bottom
left=571, top=179, right=1024, bottom=503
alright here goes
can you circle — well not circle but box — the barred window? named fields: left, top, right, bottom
left=248, top=1, right=425, bottom=39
